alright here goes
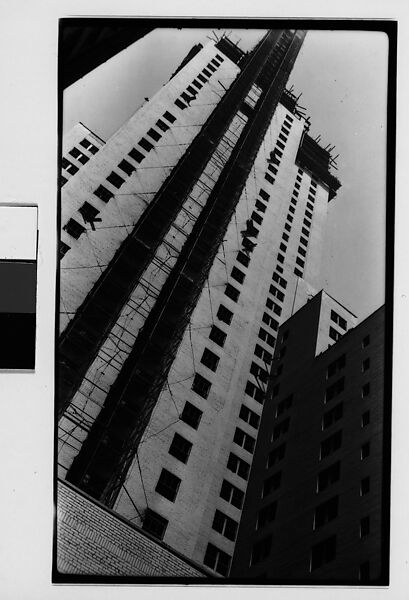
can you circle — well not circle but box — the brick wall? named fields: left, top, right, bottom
left=56, top=479, right=209, bottom=578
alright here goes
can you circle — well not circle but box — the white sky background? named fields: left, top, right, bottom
left=63, top=28, right=387, bottom=321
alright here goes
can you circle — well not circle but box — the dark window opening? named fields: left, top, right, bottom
left=192, top=373, right=211, bottom=399
left=155, top=469, right=181, bottom=502
left=128, top=147, right=145, bottom=163
left=217, top=304, right=233, bottom=325
left=63, top=218, right=86, bottom=240
left=142, top=509, right=168, bottom=540
left=106, top=171, right=125, bottom=189
left=201, top=348, right=220, bottom=372
left=169, top=433, right=192, bottom=464
left=181, top=402, right=202, bottom=429
left=94, top=184, right=114, bottom=203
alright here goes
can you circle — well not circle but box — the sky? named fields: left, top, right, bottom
left=63, top=28, right=388, bottom=321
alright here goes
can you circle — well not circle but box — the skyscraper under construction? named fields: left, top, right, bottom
left=56, top=28, right=388, bottom=581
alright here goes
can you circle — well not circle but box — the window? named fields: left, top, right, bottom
left=181, top=402, right=202, bottom=429
left=320, top=430, right=342, bottom=459
left=197, top=73, right=207, bottom=83
left=250, top=362, right=268, bottom=383
left=155, top=469, right=181, bottom=502
left=62, top=158, right=79, bottom=175
left=314, top=496, right=338, bottom=529
left=203, top=543, right=231, bottom=576
left=276, top=394, right=292, bottom=417
left=282, top=125, right=290, bottom=135
left=330, top=310, right=347, bottom=330
left=272, top=272, right=287, bottom=289
left=276, top=140, right=285, bottom=151
left=362, top=335, right=370, bottom=348
left=263, top=471, right=282, bottom=496
left=231, top=266, right=245, bottom=284
left=327, top=354, right=346, bottom=378
left=277, top=253, right=284, bottom=264
left=94, top=184, right=114, bottom=203
left=255, top=199, right=267, bottom=213
left=302, top=226, right=310, bottom=237
left=79, top=138, right=99, bottom=153
left=329, top=326, right=342, bottom=342
left=106, top=171, right=125, bottom=189
left=305, top=209, right=313, bottom=220
left=361, top=442, right=370, bottom=459
left=251, top=535, right=272, bottom=565
left=192, top=373, right=211, bottom=399
left=225, top=283, right=240, bottom=302
left=362, top=357, right=370, bottom=372
left=181, top=91, right=194, bottom=104
left=268, top=164, right=278, bottom=176
left=262, top=312, right=279, bottom=330
left=254, top=344, right=273, bottom=364
left=258, top=328, right=275, bottom=348
left=317, top=461, right=340, bottom=492
left=163, top=111, right=176, bottom=123
left=310, top=535, right=336, bottom=571
left=234, top=427, right=255, bottom=453
left=63, top=218, right=86, bottom=240
left=361, top=476, right=370, bottom=496
left=322, top=402, right=343, bottom=430
left=259, top=189, right=270, bottom=202
left=118, top=159, right=135, bottom=176
left=298, top=246, right=306, bottom=257
left=288, top=205, right=295, bottom=215
left=245, top=381, right=265, bottom=404
left=360, top=516, right=370, bottom=538
left=59, top=241, right=70, bottom=259
left=60, top=175, right=68, bottom=186
left=265, top=173, right=275, bottom=185
left=209, top=325, right=226, bottom=347
left=293, top=189, right=299, bottom=198
left=201, top=348, right=220, bottom=372
left=325, top=377, right=345, bottom=402
left=217, top=304, right=233, bottom=325
left=156, top=118, right=170, bottom=132
left=257, top=502, right=277, bottom=530
left=310, top=179, right=317, bottom=188
left=267, top=444, right=285, bottom=469
left=212, top=510, right=238, bottom=541
left=236, top=250, right=250, bottom=267
left=174, top=98, right=187, bottom=110
left=227, top=453, right=250, bottom=480
left=220, top=480, right=244, bottom=509
left=202, top=67, right=211, bottom=77
left=239, top=404, right=260, bottom=429
left=284, top=222, right=291, bottom=232
left=359, top=561, right=370, bottom=582
left=303, top=217, right=311, bottom=228
left=282, top=232, right=289, bottom=242
left=286, top=214, right=293, bottom=223
left=169, top=433, right=192, bottom=463
left=78, top=202, right=100, bottom=224
left=294, top=268, right=303, bottom=277
left=362, top=383, right=371, bottom=398
left=142, top=509, right=168, bottom=540
left=272, top=418, right=290, bottom=441
left=128, top=147, right=145, bottom=163
left=296, top=256, right=305, bottom=268
left=192, top=78, right=203, bottom=89
left=300, top=236, right=308, bottom=247
left=361, top=410, right=370, bottom=428
left=276, top=264, right=284, bottom=274
left=252, top=211, right=263, bottom=226
left=269, top=285, right=284, bottom=301
left=278, top=132, right=287, bottom=143
left=294, top=182, right=300, bottom=191
left=69, top=147, right=89, bottom=164
left=138, top=137, right=154, bottom=152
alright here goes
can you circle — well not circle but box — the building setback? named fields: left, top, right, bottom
left=231, top=294, right=387, bottom=584
left=55, top=28, right=387, bottom=580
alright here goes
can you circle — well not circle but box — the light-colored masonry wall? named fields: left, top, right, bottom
left=315, top=290, right=358, bottom=356
left=114, top=103, right=335, bottom=569
left=58, top=43, right=243, bottom=477
left=59, top=41, right=240, bottom=333
left=57, top=480, right=208, bottom=577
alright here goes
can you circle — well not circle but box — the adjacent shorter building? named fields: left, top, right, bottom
left=231, top=292, right=387, bottom=584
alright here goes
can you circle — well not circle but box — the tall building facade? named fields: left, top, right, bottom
left=232, top=296, right=387, bottom=584
left=56, top=29, right=386, bottom=579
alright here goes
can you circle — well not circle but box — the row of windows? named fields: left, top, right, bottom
left=61, top=138, right=100, bottom=184
left=174, top=54, right=224, bottom=112
left=264, top=117, right=290, bottom=187
left=320, top=429, right=371, bottom=462
left=61, top=110, right=179, bottom=250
